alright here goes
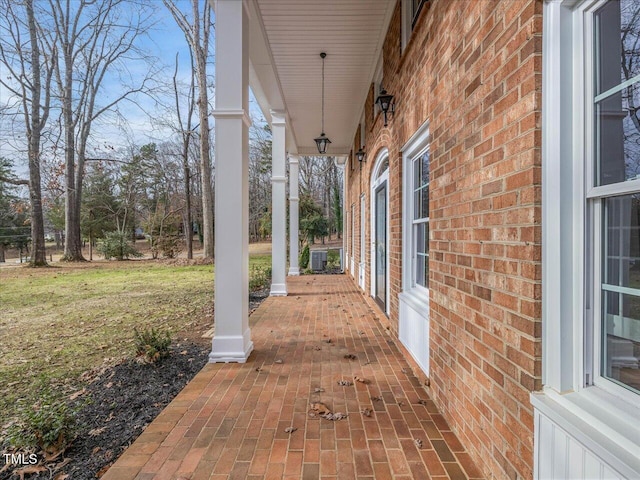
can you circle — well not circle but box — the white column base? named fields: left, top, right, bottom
left=270, top=283, right=288, bottom=296
left=209, top=330, right=254, bottom=363
left=288, top=267, right=300, bottom=276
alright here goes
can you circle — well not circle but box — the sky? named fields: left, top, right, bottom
left=0, top=0, right=265, bottom=175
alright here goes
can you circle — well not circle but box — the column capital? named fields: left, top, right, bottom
left=288, top=154, right=300, bottom=164
left=270, top=110, right=288, bottom=126
left=212, top=109, right=252, bottom=128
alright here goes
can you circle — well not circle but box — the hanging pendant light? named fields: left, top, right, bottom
left=314, top=52, right=331, bottom=154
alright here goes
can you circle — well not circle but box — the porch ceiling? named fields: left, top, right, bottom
left=248, top=0, right=395, bottom=156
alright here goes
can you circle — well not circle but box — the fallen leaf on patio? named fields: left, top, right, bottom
left=16, top=466, right=46, bottom=480
left=313, top=346, right=321, bottom=351
left=401, top=368, right=408, bottom=374
left=314, top=387, right=325, bottom=393
left=354, top=376, right=370, bottom=384
left=96, top=464, right=112, bottom=478
left=414, top=438, right=423, bottom=449
left=398, top=401, right=405, bottom=406
left=363, top=360, right=372, bottom=365
left=337, top=380, right=353, bottom=386
left=274, top=359, right=283, bottom=364
left=359, top=331, right=365, bottom=335
left=424, top=378, right=431, bottom=386
left=361, top=408, right=373, bottom=417
left=284, top=426, right=297, bottom=433
left=321, top=412, right=348, bottom=421
left=417, top=399, right=428, bottom=405
left=343, top=354, right=357, bottom=360
left=255, top=367, right=262, bottom=372
left=324, top=338, right=332, bottom=343
left=310, top=402, right=332, bottom=414
left=371, top=396, right=382, bottom=402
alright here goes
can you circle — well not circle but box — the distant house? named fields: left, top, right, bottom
left=210, top=1, right=640, bottom=478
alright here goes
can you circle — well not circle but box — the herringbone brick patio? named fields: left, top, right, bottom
left=102, top=275, right=483, bottom=480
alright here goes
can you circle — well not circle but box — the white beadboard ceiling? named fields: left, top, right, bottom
left=248, top=0, right=395, bottom=155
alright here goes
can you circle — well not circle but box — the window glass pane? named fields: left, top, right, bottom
left=594, top=0, right=640, bottom=186
left=414, top=222, right=429, bottom=288
left=601, top=195, right=640, bottom=394
left=411, top=0, right=426, bottom=28
left=413, top=151, right=430, bottom=220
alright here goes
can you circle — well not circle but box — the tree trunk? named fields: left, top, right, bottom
left=196, top=62, right=214, bottom=259
left=184, top=164, right=193, bottom=259
left=26, top=0, right=47, bottom=266
left=61, top=37, right=83, bottom=261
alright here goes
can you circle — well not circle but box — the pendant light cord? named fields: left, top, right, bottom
left=321, top=52, right=326, bottom=134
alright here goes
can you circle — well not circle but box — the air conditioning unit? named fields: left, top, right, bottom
left=310, top=250, right=327, bottom=271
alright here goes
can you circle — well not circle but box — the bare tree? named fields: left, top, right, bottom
left=172, top=52, right=196, bottom=259
left=41, top=0, right=155, bottom=261
left=0, top=0, right=56, bottom=266
left=164, top=0, right=215, bottom=259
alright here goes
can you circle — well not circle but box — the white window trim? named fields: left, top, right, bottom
left=535, top=0, right=640, bottom=476
left=401, top=0, right=427, bottom=52
left=359, top=193, right=366, bottom=290
left=401, top=120, right=430, bottom=306
left=401, top=0, right=412, bottom=52
left=370, top=149, right=390, bottom=315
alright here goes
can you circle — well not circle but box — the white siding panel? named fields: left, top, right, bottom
left=536, top=410, right=628, bottom=480
left=398, top=294, right=429, bottom=375
left=568, top=439, right=585, bottom=479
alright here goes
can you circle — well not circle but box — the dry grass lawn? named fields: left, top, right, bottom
left=0, top=251, right=270, bottom=429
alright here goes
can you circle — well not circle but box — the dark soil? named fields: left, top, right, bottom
left=1, top=292, right=269, bottom=480
left=0, top=342, right=209, bottom=480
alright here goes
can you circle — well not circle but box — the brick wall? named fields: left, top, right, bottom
left=344, top=1, right=543, bottom=479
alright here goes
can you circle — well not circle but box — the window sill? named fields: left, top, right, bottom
left=531, top=387, right=640, bottom=477
left=399, top=287, right=429, bottom=313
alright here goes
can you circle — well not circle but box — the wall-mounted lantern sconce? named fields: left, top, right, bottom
left=355, top=147, right=366, bottom=166
left=375, top=88, right=395, bottom=127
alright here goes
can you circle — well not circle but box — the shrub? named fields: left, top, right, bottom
left=327, top=249, right=341, bottom=270
left=249, top=264, right=272, bottom=291
left=158, top=234, right=183, bottom=259
left=300, top=244, right=310, bottom=269
left=134, top=327, right=171, bottom=363
left=7, top=384, right=77, bottom=454
left=98, top=231, right=143, bottom=260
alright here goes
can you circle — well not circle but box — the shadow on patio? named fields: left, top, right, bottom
left=102, top=275, right=483, bottom=480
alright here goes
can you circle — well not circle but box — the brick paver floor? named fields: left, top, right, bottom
left=102, top=275, right=484, bottom=480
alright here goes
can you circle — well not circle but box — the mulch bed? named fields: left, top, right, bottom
left=1, top=292, right=269, bottom=480
left=1, top=342, right=209, bottom=480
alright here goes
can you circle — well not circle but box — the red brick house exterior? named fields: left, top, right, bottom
left=208, top=0, right=640, bottom=477
left=344, top=2, right=542, bottom=478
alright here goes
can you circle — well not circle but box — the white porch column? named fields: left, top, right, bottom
left=288, top=154, right=300, bottom=276
left=270, top=111, right=288, bottom=295
left=210, top=0, right=253, bottom=363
